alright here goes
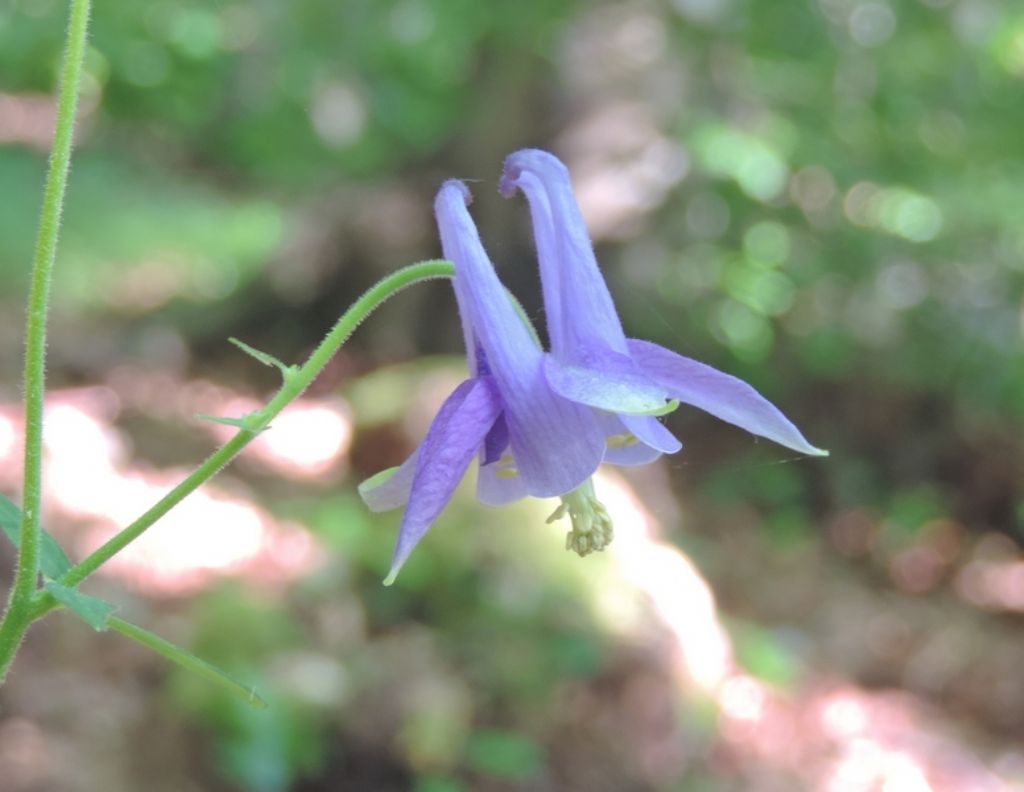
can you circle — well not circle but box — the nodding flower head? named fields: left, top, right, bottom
left=360, top=157, right=826, bottom=584
left=359, top=180, right=605, bottom=584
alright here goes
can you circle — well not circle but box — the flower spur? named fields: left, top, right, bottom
left=499, top=148, right=827, bottom=467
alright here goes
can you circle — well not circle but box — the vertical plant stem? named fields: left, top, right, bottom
left=0, top=0, right=93, bottom=682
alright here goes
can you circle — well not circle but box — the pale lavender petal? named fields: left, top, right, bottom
left=498, top=171, right=567, bottom=352
left=596, top=413, right=666, bottom=466
left=387, top=377, right=502, bottom=584
left=501, top=374, right=605, bottom=497
left=501, top=149, right=630, bottom=360
left=620, top=412, right=682, bottom=455
left=542, top=349, right=670, bottom=415
left=358, top=448, right=419, bottom=512
left=477, top=460, right=529, bottom=506
left=628, top=339, right=827, bottom=456
left=438, top=181, right=540, bottom=367
left=436, top=181, right=604, bottom=497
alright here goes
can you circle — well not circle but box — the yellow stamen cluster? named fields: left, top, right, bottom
left=546, top=479, right=614, bottom=557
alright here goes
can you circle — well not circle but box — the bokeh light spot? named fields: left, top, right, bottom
left=743, top=221, right=790, bottom=266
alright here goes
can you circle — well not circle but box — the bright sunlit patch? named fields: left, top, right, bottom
left=820, top=692, right=870, bottom=738
left=0, top=412, right=16, bottom=463
left=258, top=403, right=352, bottom=476
left=719, top=675, right=768, bottom=722
left=201, top=396, right=352, bottom=478
left=0, top=387, right=322, bottom=596
left=587, top=472, right=1003, bottom=788
left=77, top=492, right=318, bottom=596
left=956, top=558, right=1024, bottom=612
left=830, top=739, right=933, bottom=792
left=595, top=471, right=733, bottom=692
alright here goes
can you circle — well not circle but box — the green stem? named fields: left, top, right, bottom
left=60, top=259, right=454, bottom=588
left=0, top=0, right=93, bottom=683
left=108, top=617, right=267, bottom=709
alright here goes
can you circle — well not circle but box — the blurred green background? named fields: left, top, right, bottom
left=1, top=0, right=1023, bottom=790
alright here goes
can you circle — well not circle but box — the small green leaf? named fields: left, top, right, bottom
left=44, top=581, right=117, bottom=631
left=0, top=494, right=72, bottom=579
left=229, top=337, right=294, bottom=377
left=195, top=413, right=258, bottom=430
left=109, top=617, right=267, bottom=709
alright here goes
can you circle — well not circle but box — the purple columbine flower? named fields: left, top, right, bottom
left=362, top=159, right=825, bottom=584
left=498, top=147, right=826, bottom=464
left=359, top=180, right=606, bottom=583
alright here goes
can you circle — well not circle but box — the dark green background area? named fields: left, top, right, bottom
left=1, top=0, right=1023, bottom=789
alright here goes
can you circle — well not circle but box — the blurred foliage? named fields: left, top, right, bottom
left=2, top=0, right=1024, bottom=789
left=160, top=469, right=616, bottom=790
left=0, top=0, right=570, bottom=184
left=0, top=148, right=282, bottom=308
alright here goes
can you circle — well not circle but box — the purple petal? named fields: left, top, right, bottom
left=628, top=339, right=827, bottom=456
left=620, top=412, right=683, bottom=455
left=500, top=370, right=606, bottom=498
left=500, top=150, right=631, bottom=361
left=436, top=181, right=605, bottom=497
left=387, top=377, right=502, bottom=584
left=477, top=459, right=529, bottom=505
left=358, top=450, right=419, bottom=512
left=498, top=171, right=567, bottom=352
left=482, top=413, right=509, bottom=465
left=596, top=413, right=667, bottom=466
left=542, top=349, right=670, bottom=415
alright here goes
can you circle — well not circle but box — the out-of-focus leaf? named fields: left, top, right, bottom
left=0, top=493, right=73, bottom=579
left=414, top=777, right=468, bottom=792
left=108, top=617, right=267, bottom=710
left=464, top=730, right=543, bottom=781
left=44, top=581, right=116, bottom=632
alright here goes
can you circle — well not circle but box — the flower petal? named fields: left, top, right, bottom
left=358, top=451, right=419, bottom=513
left=437, top=181, right=605, bottom=497
left=501, top=150, right=630, bottom=360
left=542, top=349, right=670, bottom=415
left=477, top=459, right=529, bottom=505
left=627, top=338, right=827, bottom=456
left=498, top=171, right=568, bottom=352
left=502, top=398, right=605, bottom=497
left=482, top=413, right=509, bottom=465
left=386, top=377, right=503, bottom=584
left=619, top=412, right=683, bottom=455
left=596, top=413, right=667, bottom=466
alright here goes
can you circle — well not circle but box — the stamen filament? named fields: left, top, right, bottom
left=545, top=479, right=614, bottom=557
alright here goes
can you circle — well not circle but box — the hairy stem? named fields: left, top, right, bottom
left=0, top=0, right=93, bottom=683
left=60, top=259, right=455, bottom=587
